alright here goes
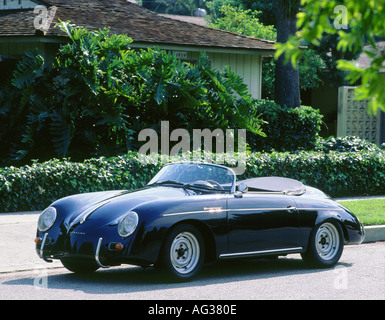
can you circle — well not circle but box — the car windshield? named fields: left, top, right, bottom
left=148, top=163, right=236, bottom=193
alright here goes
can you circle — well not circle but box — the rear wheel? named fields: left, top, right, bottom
left=159, top=224, right=205, bottom=281
left=301, top=221, right=344, bottom=268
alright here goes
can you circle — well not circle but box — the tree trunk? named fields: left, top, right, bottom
left=274, top=0, right=300, bottom=108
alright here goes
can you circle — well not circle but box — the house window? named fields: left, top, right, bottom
left=173, top=51, right=188, bottom=60
left=171, top=50, right=208, bottom=66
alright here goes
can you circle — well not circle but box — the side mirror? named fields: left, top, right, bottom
left=234, top=183, right=248, bottom=198
left=238, top=183, right=248, bottom=193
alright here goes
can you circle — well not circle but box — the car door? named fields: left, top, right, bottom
left=225, top=193, right=300, bottom=255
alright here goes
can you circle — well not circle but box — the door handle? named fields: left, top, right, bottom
left=286, top=206, right=296, bottom=213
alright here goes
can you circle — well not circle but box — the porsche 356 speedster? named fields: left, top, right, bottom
left=35, top=162, right=365, bottom=280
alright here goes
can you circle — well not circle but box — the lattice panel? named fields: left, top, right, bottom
left=337, top=86, right=381, bottom=145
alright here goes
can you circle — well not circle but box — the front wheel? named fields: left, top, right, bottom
left=159, top=224, right=205, bottom=281
left=301, top=221, right=344, bottom=268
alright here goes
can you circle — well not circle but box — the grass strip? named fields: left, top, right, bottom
left=338, top=199, right=385, bottom=226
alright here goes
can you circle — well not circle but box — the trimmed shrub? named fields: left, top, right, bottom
left=242, top=150, right=385, bottom=198
left=1, top=150, right=385, bottom=212
left=248, top=100, right=323, bottom=152
left=0, top=154, right=161, bottom=212
left=317, top=136, right=380, bottom=153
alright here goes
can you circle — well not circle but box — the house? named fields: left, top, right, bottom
left=0, top=0, right=275, bottom=98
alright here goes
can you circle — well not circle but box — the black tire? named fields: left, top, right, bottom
left=158, top=224, right=205, bottom=281
left=301, top=221, right=344, bottom=268
left=61, top=258, right=99, bottom=274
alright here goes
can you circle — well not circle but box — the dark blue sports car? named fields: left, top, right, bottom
left=35, top=162, right=365, bottom=281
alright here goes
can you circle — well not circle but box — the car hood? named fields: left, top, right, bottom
left=52, top=186, right=193, bottom=229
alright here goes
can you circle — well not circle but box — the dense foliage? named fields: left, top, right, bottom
left=1, top=146, right=385, bottom=212
left=249, top=100, right=323, bottom=152
left=275, top=0, right=385, bottom=114
left=0, top=22, right=263, bottom=166
left=1, top=10, right=382, bottom=213
left=208, top=5, right=276, bottom=41
left=317, top=136, right=383, bottom=153
left=207, top=5, right=324, bottom=100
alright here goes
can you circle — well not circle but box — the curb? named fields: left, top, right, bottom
left=363, top=225, right=385, bottom=243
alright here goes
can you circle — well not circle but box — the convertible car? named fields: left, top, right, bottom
left=35, top=162, right=365, bottom=281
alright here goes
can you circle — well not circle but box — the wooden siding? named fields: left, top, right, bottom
left=208, top=52, right=261, bottom=99
left=169, top=50, right=262, bottom=99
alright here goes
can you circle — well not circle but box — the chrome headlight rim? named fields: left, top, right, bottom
left=38, top=207, right=57, bottom=232
left=118, top=211, right=139, bottom=238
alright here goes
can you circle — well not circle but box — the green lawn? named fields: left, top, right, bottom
left=337, top=199, right=385, bottom=226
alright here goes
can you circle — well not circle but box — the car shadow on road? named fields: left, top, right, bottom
left=2, top=254, right=353, bottom=296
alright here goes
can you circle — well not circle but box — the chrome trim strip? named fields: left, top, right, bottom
left=228, top=208, right=293, bottom=212
left=95, top=237, right=110, bottom=268
left=163, top=207, right=338, bottom=217
left=40, top=233, right=53, bottom=263
left=163, top=210, right=214, bottom=217
left=219, top=247, right=303, bottom=259
left=163, top=208, right=227, bottom=217
left=163, top=207, right=287, bottom=217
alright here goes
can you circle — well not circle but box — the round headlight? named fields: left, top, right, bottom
left=118, top=212, right=139, bottom=238
left=38, top=207, right=57, bottom=232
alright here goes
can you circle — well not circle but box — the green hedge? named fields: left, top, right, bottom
left=316, top=135, right=383, bottom=153
left=248, top=100, right=323, bottom=152
left=0, top=154, right=161, bottom=212
left=1, top=149, right=385, bottom=212
left=243, top=150, right=385, bottom=197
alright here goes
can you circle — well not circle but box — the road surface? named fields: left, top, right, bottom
left=0, top=212, right=384, bottom=301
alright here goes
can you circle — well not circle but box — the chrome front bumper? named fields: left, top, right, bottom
left=38, top=233, right=111, bottom=269
left=95, top=237, right=110, bottom=268
left=39, top=233, right=53, bottom=263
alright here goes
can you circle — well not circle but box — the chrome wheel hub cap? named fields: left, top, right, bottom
left=170, top=232, right=200, bottom=274
left=315, top=223, right=340, bottom=260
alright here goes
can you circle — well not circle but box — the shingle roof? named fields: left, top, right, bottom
left=0, top=0, right=275, bottom=51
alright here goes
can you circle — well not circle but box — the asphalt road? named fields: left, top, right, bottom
left=0, top=243, right=384, bottom=301
left=0, top=213, right=384, bottom=301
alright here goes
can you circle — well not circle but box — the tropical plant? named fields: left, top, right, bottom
left=0, top=22, right=264, bottom=166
